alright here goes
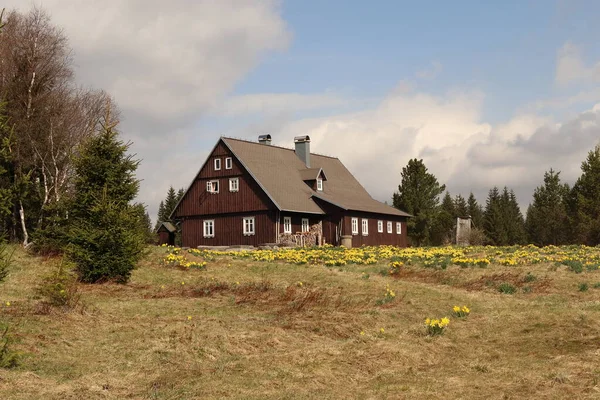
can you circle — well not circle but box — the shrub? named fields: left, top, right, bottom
left=0, top=324, right=19, bottom=369
left=468, top=227, right=488, bottom=246
left=37, top=260, right=80, bottom=308
left=498, top=282, right=517, bottom=294
left=0, top=239, right=13, bottom=283
left=562, top=259, right=583, bottom=274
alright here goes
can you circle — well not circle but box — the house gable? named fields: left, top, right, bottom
left=172, top=139, right=276, bottom=218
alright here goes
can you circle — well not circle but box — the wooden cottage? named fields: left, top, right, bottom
left=171, top=135, right=411, bottom=248
left=156, top=221, right=177, bottom=246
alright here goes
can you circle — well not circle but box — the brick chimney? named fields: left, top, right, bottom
left=294, top=135, right=310, bottom=167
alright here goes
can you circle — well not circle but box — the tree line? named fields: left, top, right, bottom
left=393, top=145, right=600, bottom=247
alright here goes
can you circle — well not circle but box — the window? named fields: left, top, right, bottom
left=214, top=158, right=221, bottom=170
left=387, top=221, right=393, bottom=233
left=206, top=180, right=219, bottom=193
left=377, top=220, right=383, bottom=233
left=203, top=220, right=214, bottom=238
left=225, top=157, right=232, bottom=169
left=243, top=217, right=255, bottom=236
left=362, top=219, right=368, bottom=235
left=229, top=178, right=239, bottom=192
left=396, top=222, right=402, bottom=234
left=351, top=218, right=358, bottom=235
left=302, top=218, right=310, bottom=233
left=283, top=217, right=292, bottom=234
left=316, top=178, right=323, bottom=191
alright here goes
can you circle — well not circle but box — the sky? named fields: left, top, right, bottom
left=4, top=0, right=600, bottom=219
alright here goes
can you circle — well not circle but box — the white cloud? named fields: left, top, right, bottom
left=555, top=42, right=600, bottom=86
left=212, top=92, right=348, bottom=117
left=269, top=90, right=600, bottom=209
left=2, top=0, right=290, bottom=218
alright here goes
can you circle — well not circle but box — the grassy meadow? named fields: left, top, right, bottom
left=1, top=244, right=599, bottom=399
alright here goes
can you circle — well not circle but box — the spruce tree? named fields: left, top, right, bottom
left=570, top=145, right=600, bottom=245
left=67, top=110, right=144, bottom=283
left=432, top=192, right=456, bottom=245
left=155, top=200, right=166, bottom=231
left=467, top=193, right=484, bottom=228
left=484, top=187, right=507, bottom=245
left=504, top=188, right=526, bottom=245
left=525, top=169, right=569, bottom=246
left=163, top=186, right=178, bottom=219
left=393, top=159, right=445, bottom=246
left=454, top=194, right=468, bottom=217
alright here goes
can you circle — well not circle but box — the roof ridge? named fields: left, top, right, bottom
left=222, top=136, right=340, bottom=160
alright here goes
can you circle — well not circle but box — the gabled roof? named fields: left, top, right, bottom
left=299, top=167, right=327, bottom=181
left=222, top=137, right=411, bottom=217
left=156, top=221, right=177, bottom=233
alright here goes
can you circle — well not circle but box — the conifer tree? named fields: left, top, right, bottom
left=503, top=188, right=526, bottom=245
left=525, top=169, right=569, bottom=246
left=155, top=200, right=166, bottom=231
left=467, top=193, right=484, bottom=228
left=163, top=187, right=178, bottom=219
left=432, top=192, right=456, bottom=245
left=67, top=108, right=144, bottom=283
left=570, top=145, right=600, bottom=245
left=454, top=194, right=468, bottom=217
left=484, top=187, right=507, bottom=245
left=393, top=159, right=445, bottom=246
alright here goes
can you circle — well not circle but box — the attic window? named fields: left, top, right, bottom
left=316, top=178, right=323, bottom=191
left=214, top=158, right=221, bottom=170
left=225, top=157, right=232, bottom=169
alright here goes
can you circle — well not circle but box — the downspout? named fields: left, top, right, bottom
left=275, top=211, right=280, bottom=244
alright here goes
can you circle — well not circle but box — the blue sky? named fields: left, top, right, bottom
left=232, top=0, right=600, bottom=122
left=6, top=0, right=600, bottom=217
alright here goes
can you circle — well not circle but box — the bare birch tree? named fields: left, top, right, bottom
left=0, top=7, right=112, bottom=245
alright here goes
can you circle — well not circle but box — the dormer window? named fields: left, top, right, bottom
left=316, top=178, right=323, bottom=191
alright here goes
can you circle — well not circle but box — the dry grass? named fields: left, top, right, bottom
left=0, top=246, right=599, bottom=399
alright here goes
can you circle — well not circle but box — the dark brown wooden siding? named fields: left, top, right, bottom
left=174, top=140, right=274, bottom=218
left=181, top=212, right=277, bottom=247
left=342, top=212, right=408, bottom=247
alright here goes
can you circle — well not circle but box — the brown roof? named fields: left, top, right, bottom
left=222, top=137, right=410, bottom=217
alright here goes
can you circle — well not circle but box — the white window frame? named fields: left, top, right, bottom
left=203, top=220, right=215, bottom=238
left=396, top=222, right=402, bottom=234
left=229, top=177, right=239, bottom=192
left=387, top=221, right=393, bottom=233
left=377, top=220, right=383, bottom=233
left=243, top=217, right=255, bottom=236
left=362, top=218, right=368, bottom=236
left=225, top=157, right=232, bottom=170
left=301, top=218, right=310, bottom=233
left=351, top=217, right=358, bottom=235
left=316, top=178, right=323, bottom=191
left=206, top=180, right=219, bottom=193
left=214, top=158, right=221, bottom=170
left=283, top=217, right=292, bottom=234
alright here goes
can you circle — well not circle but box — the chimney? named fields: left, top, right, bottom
left=258, top=134, right=272, bottom=145
left=294, top=135, right=311, bottom=167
